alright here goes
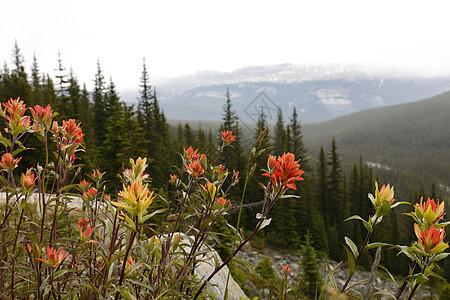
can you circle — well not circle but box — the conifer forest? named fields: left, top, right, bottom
left=0, top=42, right=450, bottom=299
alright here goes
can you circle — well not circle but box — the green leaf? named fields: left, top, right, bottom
left=344, top=245, right=356, bottom=278
left=345, top=237, right=358, bottom=258
left=431, top=252, right=450, bottom=262
left=0, top=135, right=12, bottom=147
left=391, top=201, right=410, bottom=208
left=372, top=290, right=397, bottom=299
left=410, top=273, right=429, bottom=284
left=366, top=242, right=391, bottom=250
left=119, top=287, right=137, bottom=300
left=378, top=265, right=399, bottom=288
left=140, top=208, right=166, bottom=223
left=258, top=218, right=271, bottom=231
left=344, top=215, right=372, bottom=233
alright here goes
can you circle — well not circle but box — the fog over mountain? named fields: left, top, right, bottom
left=123, top=63, right=450, bottom=124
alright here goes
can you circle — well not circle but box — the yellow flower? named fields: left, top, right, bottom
left=370, top=181, right=394, bottom=217
left=112, top=180, right=156, bottom=222
left=414, top=197, right=445, bottom=226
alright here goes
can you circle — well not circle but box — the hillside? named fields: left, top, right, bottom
left=152, top=64, right=450, bottom=124
left=302, top=91, right=450, bottom=200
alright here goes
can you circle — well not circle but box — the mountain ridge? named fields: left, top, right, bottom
left=122, top=63, right=450, bottom=124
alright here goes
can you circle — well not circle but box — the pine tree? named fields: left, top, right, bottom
left=300, top=232, right=323, bottom=296
left=54, top=52, right=72, bottom=120
left=326, top=138, right=350, bottom=260
left=6, top=41, right=32, bottom=103
left=272, top=107, right=286, bottom=155
left=30, top=53, right=43, bottom=106
left=92, top=60, right=107, bottom=148
left=316, top=146, right=328, bottom=218
left=219, top=88, right=245, bottom=173
left=136, top=60, right=172, bottom=189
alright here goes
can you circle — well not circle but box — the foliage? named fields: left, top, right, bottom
left=0, top=97, right=307, bottom=299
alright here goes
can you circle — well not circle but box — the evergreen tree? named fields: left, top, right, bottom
left=136, top=59, right=172, bottom=189
left=66, top=70, right=80, bottom=120
left=326, top=138, right=350, bottom=260
left=5, top=41, right=32, bottom=103
left=92, top=60, right=107, bottom=148
left=219, top=87, right=245, bottom=174
left=300, top=232, right=323, bottom=296
left=30, top=53, right=43, bottom=106
left=54, top=52, right=72, bottom=120
left=316, top=146, right=328, bottom=218
left=272, top=107, right=286, bottom=155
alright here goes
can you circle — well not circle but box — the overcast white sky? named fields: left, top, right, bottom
left=2, top=0, right=450, bottom=92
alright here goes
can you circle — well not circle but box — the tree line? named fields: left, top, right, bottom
left=1, top=42, right=447, bottom=278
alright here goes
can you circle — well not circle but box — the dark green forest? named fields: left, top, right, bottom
left=1, top=42, right=449, bottom=281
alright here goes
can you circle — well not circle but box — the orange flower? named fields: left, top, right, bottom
left=184, top=146, right=201, bottom=161
left=78, top=179, right=92, bottom=192
left=77, top=218, right=98, bottom=243
left=36, top=245, right=69, bottom=268
left=214, top=197, right=232, bottom=209
left=414, top=223, right=449, bottom=254
left=21, top=171, right=36, bottom=192
left=0, top=153, right=21, bottom=172
left=2, top=98, right=31, bottom=137
left=220, top=130, right=236, bottom=144
left=282, top=264, right=292, bottom=275
left=2, top=98, right=27, bottom=117
left=126, top=255, right=134, bottom=268
left=263, top=153, right=304, bottom=192
left=184, top=160, right=205, bottom=178
left=169, top=174, right=178, bottom=185
left=30, top=104, right=53, bottom=130
left=414, top=197, right=445, bottom=225
left=83, top=187, right=97, bottom=199
left=232, top=170, right=240, bottom=185
left=91, top=169, right=104, bottom=182
left=62, top=119, right=84, bottom=145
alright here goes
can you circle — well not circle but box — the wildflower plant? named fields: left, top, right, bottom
left=0, top=96, right=447, bottom=300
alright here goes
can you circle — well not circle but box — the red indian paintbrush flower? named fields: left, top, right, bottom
left=220, top=130, right=236, bottom=145
left=36, top=245, right=69, bottom=268
left=62, top=119, right=84, bottom=145
left=414, top=197, right=446, bottom=225
left=414, top=223, right=449, bottom=254
left=0, top=153, right=21, bottom=172
left=126, top=255, right=134, bottom=268
left=21, top=171, right=36, bottom=193
left=282, top=264, right=292, bottom=275
left=184, top=160, right=205, bottom=178
left=184, top=146, right=201, bottom=161
left=83, top=187, right=97, bottom=199
left=77, top=218, right=98, bottom=244
left=213, top=197, right=232, bottom=209
left=30, top=104, right=53, bottom=130
left=263, top=153, right=305, bottom=192
left=2, top=98, right=31, bottom=137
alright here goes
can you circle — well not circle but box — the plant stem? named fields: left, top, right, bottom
left=339, top=217, right=378, bottom=294
left=193, top=217, right=264, bottom=300
left=395, top=261, right=417, bottom=299
left=10, top=206, right=25, bottom=299
left=114, top=218, right=137, bottom=300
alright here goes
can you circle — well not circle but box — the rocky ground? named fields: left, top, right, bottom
left=235, top=246, right=437, bottom=299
